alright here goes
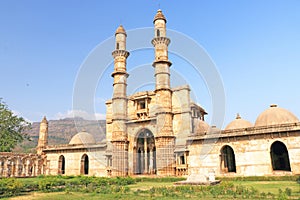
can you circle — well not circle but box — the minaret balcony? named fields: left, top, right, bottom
left=112, top=50, right=129, bottom=58
left=151, top=37, right=170, bottom=46
left=111, top=70, right=129, bottom=77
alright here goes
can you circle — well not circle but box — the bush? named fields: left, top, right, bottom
left=108, top=176, right=136, bottom=186
left=285, top=187, right=292, bottom=196
left=0, top=178, right=24, bottom=197
left=278, top=188, right=288, bottom=200
left=38, top=176, right=65, bottom=192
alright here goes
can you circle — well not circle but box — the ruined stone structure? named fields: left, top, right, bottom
left=0, top=153, right=46, bottom=177
left=1, top=10, right=299, bottom=178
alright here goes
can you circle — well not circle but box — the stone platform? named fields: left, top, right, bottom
left=174, top=173, right=221, bottom=186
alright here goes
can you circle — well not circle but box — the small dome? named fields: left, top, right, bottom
left=153, top=9, right=166, bottom=23
left=69, top=131, right=96, bottom=145
left=115, top=25, right=126, bottom=35
left=255, top=104, right=299, bottom=127
left=195, top=120, right=209, bottom=135
left=207, top=125, right=221, bottom=135
left=225, top=114, right=253, bottom=130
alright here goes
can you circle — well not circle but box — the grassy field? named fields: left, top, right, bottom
left=234, top=180, right=299, bottom=194
left=3, top=176, right=300, bottom=200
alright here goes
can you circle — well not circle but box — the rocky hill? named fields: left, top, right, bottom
left=14, top=118, right=106, bottom=153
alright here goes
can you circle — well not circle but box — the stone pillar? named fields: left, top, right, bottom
left=0, top=161, right=3, bottom=177
left=17, top=163, right=22, bottom=177
left=6, top=160, right=11, bottom=177
left=149, top=149, right=153, bottom=174
left=3, top=160, right=8, bottom=177
left=14, top=161, right=19, bottom=177
left=22, top=164, right=26, bottom=177
left=144, top=138, right=148, bottom=173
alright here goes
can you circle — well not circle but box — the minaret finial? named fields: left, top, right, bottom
left=236, top=113, right=241, bottom=119
left=153, top=9, right=166, bottom=23
left=42, top=116, right=48, bottom=123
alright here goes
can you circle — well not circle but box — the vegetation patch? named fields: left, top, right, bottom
left=1, top=175, right=300, bottom=199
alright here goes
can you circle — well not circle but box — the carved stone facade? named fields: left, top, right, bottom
left=1, top=10, right=299, bottom=178
left=105, top=10, right=205, bottom=176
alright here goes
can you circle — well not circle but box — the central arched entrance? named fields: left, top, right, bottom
left=135, top=129, right=156, bottom=174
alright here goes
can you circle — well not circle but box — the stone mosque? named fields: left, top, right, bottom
left=0, top=10, right=299, bottom=178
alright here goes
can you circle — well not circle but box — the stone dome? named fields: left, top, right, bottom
left=225, top=114, right=253, bottom=130
left=115, top=25, right=126, bottom=35
left=207, top=125, right=221, bottom=135
left=195, top=120, right=210, bottom=135
left=255, top=104, right=299, bottom=127
left=69, top=131, right=96, bottom=145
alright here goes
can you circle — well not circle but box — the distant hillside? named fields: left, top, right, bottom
left=14, top=118, right=106, bottom=153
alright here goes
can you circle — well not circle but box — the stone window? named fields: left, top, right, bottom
left=135, top=98, right=150, bottom=120
left=156, top=29, right=160, bottom=37
left=138, top=101, right=146, bottom=109
left=107, top=155, right=112, bottom=167
left=180, top=155, right=185, bottom=165
left=176, top=152, right=187, bottom=165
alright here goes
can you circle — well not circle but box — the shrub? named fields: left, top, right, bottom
left=38, top=176, right=65, bottom=192
left=285, top=187, right=292, bottom=196
left=110, top=176, right=136, bottom=186
left=0, top=178, right=24, bottom=197
left=278, top=188, right=288, bottom=200
left=78, top=176, right=94, bottom=188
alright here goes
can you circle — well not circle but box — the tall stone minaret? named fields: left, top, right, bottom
left=151, top=10, right=175, bottom=176
left=111, top=25, right=130, bottom=176
left=37, top=116, right=48, bottom=154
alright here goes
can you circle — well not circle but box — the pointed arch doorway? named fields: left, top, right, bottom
left=58, top=155, right=65, bottom=175
left=220, top=145, right=236, bottom=173
left=270, top=141, right=291, bottom=171
left=135, top=129, right=156, bottom=175
left=80, top=154, right=89, bottom=175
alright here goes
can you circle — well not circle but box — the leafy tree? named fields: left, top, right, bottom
left=0, top=99, right=30, bottom=152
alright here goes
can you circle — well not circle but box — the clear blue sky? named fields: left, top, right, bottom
left=0, top=0, right=299, bottom=128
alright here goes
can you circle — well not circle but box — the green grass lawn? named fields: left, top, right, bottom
left=235, top=180, right=300, bottom=194
left=5, top=180, right=300, bottom=200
